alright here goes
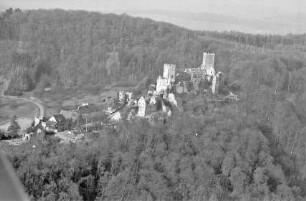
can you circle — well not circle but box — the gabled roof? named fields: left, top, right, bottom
left=52, top=114, right=66, bottom=123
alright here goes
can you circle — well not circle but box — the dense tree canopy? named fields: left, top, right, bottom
left=1, top=8, right=306, bottom=201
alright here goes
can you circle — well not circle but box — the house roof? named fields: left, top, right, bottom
left=52, top=114, right=66, bottom=123
left=46, top=121, right=57, bottom=126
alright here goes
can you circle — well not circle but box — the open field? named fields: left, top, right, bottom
left=0, top=97, right=38, bottom=131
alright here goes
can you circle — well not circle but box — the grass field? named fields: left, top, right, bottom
left=0, top=97, right=38, bottom=131
left=33, top=84, right=133, bottom=116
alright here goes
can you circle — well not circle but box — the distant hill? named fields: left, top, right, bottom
left=124, top=9, right=306, bottom=35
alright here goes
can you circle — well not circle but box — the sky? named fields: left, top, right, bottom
left=2, top=0, right=306, bottom=34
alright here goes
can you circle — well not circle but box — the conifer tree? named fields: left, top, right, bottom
left=7, top=115, right=21, bottom=139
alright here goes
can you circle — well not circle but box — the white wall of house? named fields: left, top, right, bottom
left=111, top=112, right=121, bottom=121
left=49, top=116, right=57, bottom=122
left=168, top=93, right=178, bottom=107
left=137, top=97, right=146, bottom=117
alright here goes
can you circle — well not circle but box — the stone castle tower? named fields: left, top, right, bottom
left=201, top=53, right=215, bottom=76
left=163, top=63, right=176, bottom=82
left=201, top=52, right=215, bottom=69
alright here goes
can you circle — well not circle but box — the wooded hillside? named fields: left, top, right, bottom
left=1, top=8, right=306, bottom=201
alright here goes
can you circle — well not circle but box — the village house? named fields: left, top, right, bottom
left=137, top=96, right=146, bottom=117
left=32, top=116, right=50, bottom=134
left=107, top=111, right=122, bottom=122
left=46, top=114, right=67, bottom=132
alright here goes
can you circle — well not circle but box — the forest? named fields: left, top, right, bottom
left=1, top=8, right=306, bottom=201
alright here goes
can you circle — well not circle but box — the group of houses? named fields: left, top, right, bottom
left=32, top=103, right=107, bottom=135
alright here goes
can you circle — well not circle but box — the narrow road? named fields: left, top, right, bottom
left=1, top=95, right=44, bottom=119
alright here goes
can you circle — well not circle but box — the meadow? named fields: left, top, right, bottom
left=0, top=97, right=38, bottom=130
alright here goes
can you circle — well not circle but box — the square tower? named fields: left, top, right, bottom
left=163, top=63, right=176, bottom=82
left=156, top=76, right=170, bottom=94
left=201, top=52, right=215, bottom=69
